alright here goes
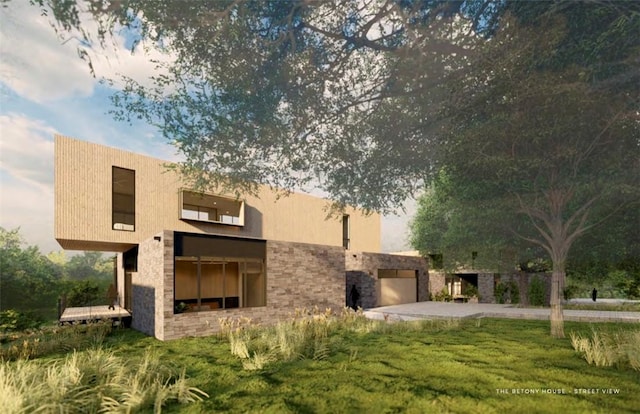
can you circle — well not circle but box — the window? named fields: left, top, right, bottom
left=173, top=234, right=266, bottom=313
left=342, top=215, right=350, bottom=249
left=112, top=167, right=135, bottom=231
left=180, top=191, right=244, bottom=226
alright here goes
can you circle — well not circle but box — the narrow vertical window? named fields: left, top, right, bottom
left=342, top=214, right=350, bottom=249
left=112, top=167, right=135, bottom=231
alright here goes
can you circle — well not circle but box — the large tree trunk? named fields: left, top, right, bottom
left=549, top=266, right=565, bottom=338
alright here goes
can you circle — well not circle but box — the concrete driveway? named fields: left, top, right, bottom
left=363, top=301, right=640, bottom=323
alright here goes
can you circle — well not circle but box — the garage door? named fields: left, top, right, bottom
left=378, top=269, right=417, bottom=306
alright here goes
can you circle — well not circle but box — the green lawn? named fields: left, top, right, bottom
left=91, top=318, right=640, bottom=414
left=2, top=316, right=638, bottom=413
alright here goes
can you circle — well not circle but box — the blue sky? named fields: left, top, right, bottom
left=0, top=2, right=414, bottom=254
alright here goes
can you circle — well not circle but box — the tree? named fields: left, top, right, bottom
left=410, top=170, right=548, bottom=273
left=430, top=7, right=639, bottom=337
left=65, top=251, right=113, bottom=280
left=0, top=227, right=64, bottom=319
left=22, top=0, right=640, bottom=337
left=25, top=0, right=491, bottom=210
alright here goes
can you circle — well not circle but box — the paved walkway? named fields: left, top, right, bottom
left=363, top=302, right=640, bottom=323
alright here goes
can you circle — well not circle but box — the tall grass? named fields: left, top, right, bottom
left=570, top=328, right=640, bottom=371
left=220, top=307, right=461, bottom=370
left=0, top=347, right=208, bottom=414
left=0, top=320, right=113, bottom=361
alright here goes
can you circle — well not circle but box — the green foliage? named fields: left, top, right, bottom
left=495, top=280, right=520, bottom=304
left=528, top=276, right=546, bottom=307
left=609, top=270, right=640, bottom=300
left=509, top=280, right=520, bottom=305
left=65, top=279, right=103, bottom=307
left=0, top=228, right=116, bottom=320
left=64, top=251, right=113, bottom=281
left=563, top=283, right=578, bottom=301
left=462, top=284, right=478, bottom=298
left=433, top=287, right=452, bottom=302
left=495, top=282, right=507, bottom=304
left=0, top=228, right=63, bottom=319
left=410, top=170, right=526, bottom=271
left=21, top=0, right=639, bottom=338
left=567, top=263, right=640, bottom=300
left=33, top=318, right=639, bottom=413
left=0, top=321, right=114, bottom=361
left=0, top=310, right=43, bottom=334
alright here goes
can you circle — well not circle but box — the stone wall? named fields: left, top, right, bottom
left=160, top=238, right=346, bottom=340
left=346, top=252, right=429, bottom=308
left=428, top=271, right=446, bottom=299
left=131, top=231, right=167, bottom=337
left=477, top=273, right=495, bottom=303
left=116, top=253, right=124, bottom=307
left=495, top=272, right=551, bottom=305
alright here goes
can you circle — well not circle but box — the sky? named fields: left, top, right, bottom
left=0, top=1, right=415, bottom=255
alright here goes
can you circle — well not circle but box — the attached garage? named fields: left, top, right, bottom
left=378, top=269, right=418, bottom=306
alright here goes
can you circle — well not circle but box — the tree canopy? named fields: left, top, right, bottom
left=1, top=227, right=115, bottom=319
left=20, top=0, right=640, bottom=336
left=27, top=0, right=500, bottom=211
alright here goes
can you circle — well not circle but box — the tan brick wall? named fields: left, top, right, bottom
left=55, top=135, right=380, bottom=253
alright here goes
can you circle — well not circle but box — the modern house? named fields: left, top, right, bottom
left=395, top=250, right=552, bottom=305
left=54, top=135, right=428, bottom=340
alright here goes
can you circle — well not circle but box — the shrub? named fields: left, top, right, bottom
left=463, top=284, right=478, bottom=298
left=66, top=280, right=102, bottom=307
left=433, top=287, right=451, bottom=302
left=0, top=320, right=113, bottom=361
left=495, top=283, right=507, bottom=304
left=0, top=310, right=43, bottom=333
left=528, top=276, right=546, bottom=306
left=495, top=281, right=519, bottom=304
left=508, top=280, right=520, bottom=304
left=563, top=284, right=578, bottom=300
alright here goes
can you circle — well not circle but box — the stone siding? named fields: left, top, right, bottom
left=478, top=273, right=495, bottom=303
left=495, top=272, right=552, bottom=305
left=346, top=252, right=429, bottom=308
left=160, top=238, right=345, bottom=340
left=131, top=231, right=167, bottom=337
left=428, top=271, right=446, bottom=299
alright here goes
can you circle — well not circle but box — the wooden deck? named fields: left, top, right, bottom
left=59, top=305, right=132, bottom=325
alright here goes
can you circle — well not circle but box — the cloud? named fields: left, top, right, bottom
left=0, top=171, right=57, bottom=254
left=0, top=114, right=58, bottom=253
left=0, top=2, right=173, bottom=104
left=381, top=197, right=418, bottom=252
left=0, top=113, right=56, bottom=191
left=0, top=3, right=95, bottom=103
